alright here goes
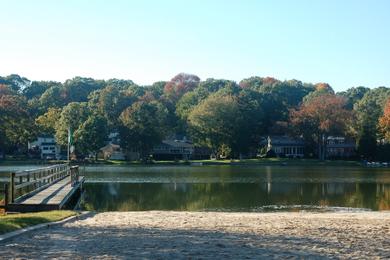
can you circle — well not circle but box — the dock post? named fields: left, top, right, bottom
left=10, top=172, right=15, bottom=203
left=4, top=183, right=8, bottom=208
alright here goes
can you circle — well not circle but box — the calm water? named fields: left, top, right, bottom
left=1, top=165, right=389, bottom=212
left=80, top=165, right=390, bottom=212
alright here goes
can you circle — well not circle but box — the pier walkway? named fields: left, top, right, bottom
left=1, top=164, right=84, bottom=212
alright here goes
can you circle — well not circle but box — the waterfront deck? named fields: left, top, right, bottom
left=1, top=164, right=84, bottom=212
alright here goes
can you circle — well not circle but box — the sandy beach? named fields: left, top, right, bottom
left=1, top=211, right=390, bottom=259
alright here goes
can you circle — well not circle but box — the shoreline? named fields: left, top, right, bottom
left=1, top=211, right=389, bottom=258
left=0, top=158, right=363, bottom=167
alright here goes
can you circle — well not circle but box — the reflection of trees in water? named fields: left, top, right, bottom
left=81, top=182, right=390, bottom=211
left=378, top=184, right=390, bottom=210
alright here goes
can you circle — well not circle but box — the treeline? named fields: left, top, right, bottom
left=0, top=73, right=389, bottom=160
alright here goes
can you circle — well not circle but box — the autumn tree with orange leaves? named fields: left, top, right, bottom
left=290, top=94, right=353, bottom=160
left=164, top=73, right=200, bottom=102
left=379, top=99, right=390, bottom=142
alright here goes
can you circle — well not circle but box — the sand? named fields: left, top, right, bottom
left=1, top=211, right=390, bottom=259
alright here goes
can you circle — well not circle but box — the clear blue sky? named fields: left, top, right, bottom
left=0, top=0, right=389, bottom=91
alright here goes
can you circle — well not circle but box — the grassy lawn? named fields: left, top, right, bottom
left=0, top=210, right=77, bottom=235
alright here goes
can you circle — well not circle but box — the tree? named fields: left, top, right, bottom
left=302, top=83, right=334, bottom=103
left=35, top=108, right=62, bottom=135
left=62, top=77, right=106, bottom=103
left=119, top=101, right=169, bottom=160
left=338, top=86, right=370, bottom=110
left=239, top=77, right=315, bottom=124
left=55, top=102, right=89, bottom=147
left=89, top=85, right=136, bottom=129
left=1, top=72, right=388, bottom=162
left=235, top=89, right=269, bottom=155
left=0, top=74, right=30, bottom=92
left=105, top=78, right=135, bottom=90
left=290, top=94, right=352, bottom=160
left=175, top=79, right=236, bottom=132
left=23, top=81, right=61, bottom=100
left=164, top=73, right=200, bottom=102
left=354, top=87, right=390, bottom=158
left=379, top=99, right=390, bottom=142
left=188, top=94, right=242, bottom=158
left=39, top=85, right=66, bottom=109
left=239, top=76, right=279, bottom=90
left=74, top=114, right=108, bottom=159
left=0, top=86, right=36, bottom=152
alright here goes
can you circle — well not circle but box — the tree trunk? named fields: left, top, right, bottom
left=318, top=134, right=327, bottom=161
left=318, top=135, right=322, bottom=160
left=323, top=134, right=327, bottom=160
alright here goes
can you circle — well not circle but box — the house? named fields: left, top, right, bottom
left=28, top=136, right=61, bottom=160
left=99, top=132, right=141, bottom=161
left=99, top=143, right=126, bottom=160
left=265, top=136, right=305, bottom=158
left=326, top=136, right=356, bottom=158
left=153, top=139, right=194, bottom=160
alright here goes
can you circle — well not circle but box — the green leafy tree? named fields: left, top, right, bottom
left=39, top=85, right=66, bottom=109
left=239, top=77, right=315, bottom=124
left=89, top=85, right=136, bottom=129
left=74, top=114, right=108, bottom=159
left=105, top=79, right=135, bottom=90
left=0, top=86, right=36, bottom=152
left=338, top=86, right=370, bottom=110
left=354, top=87, right=390, bottom=158
left=0, top=74, right=30, bottom=92
left=35, top=107, right=62, bottom=135
left=62, top=77, right=106, bottom=103
left=119, top=101, right=169, bottom=160
left=55, top=102, right=89, bottom=146
left=176, top=79, right=237, bottom=131
left=23, top=81, right=61, bottom=100
left=188, top=94, right=242, bottom=158
left=235, top=89, right=269, bottom=155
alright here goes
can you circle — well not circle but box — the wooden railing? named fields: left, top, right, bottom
left=0, top=183, right=8, bottom=213
left=70, top=165, right=80, bottom=187
left=10, top=164, right=70, bottom=203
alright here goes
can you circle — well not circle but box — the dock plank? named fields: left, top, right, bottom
left=18, top=177, right=73, bottom=205
left=5, top=165, right=83, bottom=212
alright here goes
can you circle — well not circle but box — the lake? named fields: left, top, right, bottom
left=1, top=164, right=389, bottom=212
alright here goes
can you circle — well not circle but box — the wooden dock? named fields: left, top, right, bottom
left=1, top=164, right=84, bottom=212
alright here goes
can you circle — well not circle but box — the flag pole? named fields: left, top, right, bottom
left=67, top=127, right=70, bottom=164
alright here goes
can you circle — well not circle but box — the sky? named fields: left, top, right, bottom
left=0, top=0, right=389, bottom=91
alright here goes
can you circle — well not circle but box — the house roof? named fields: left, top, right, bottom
left=100, top=143, right=120, bottom=151
left=268, top=136, right=305, bottom=146
left=161, top=140, right=194, bottom=148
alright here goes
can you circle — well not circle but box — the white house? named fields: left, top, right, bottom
left=28, top=136, right=61, bottom=160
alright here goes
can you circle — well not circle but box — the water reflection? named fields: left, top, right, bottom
left=80, top=182, right=390, bottom=212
